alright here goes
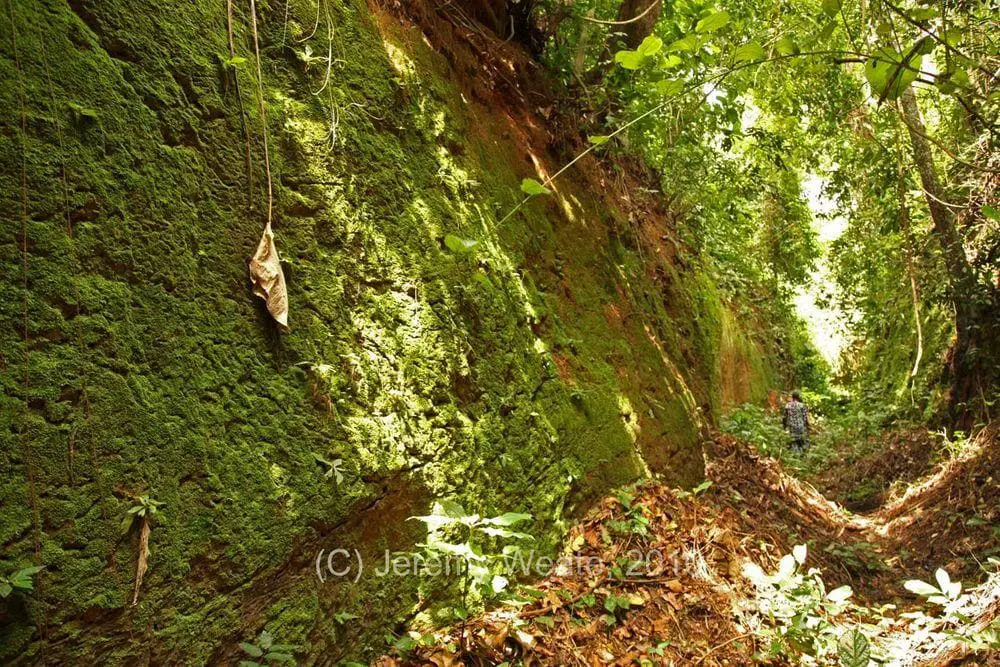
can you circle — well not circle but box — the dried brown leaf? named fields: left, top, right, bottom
left=249, top=223, right=289, bottom=330
left=131, top=516, right=150, bottom=606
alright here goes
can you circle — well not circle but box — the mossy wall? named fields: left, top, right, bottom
left=0, top=0, right=781, bottom=662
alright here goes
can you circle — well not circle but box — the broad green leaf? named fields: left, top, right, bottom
left=394, top=635, right=417, bottom=652
left=264, top=653, right=295, bottom=663
left=473, top=271, right=495, bottom=289
left=438, top=499, right=467, bottom=518
left=943, top=28, right=963, bottom=46
left=864, top=47, right=921, bottom=100
left=837, top=628, right=870, bottom=667
left=818, top=21, right=837, bottom=40
left=668, top=34, right=700, bottom=53
left=655, top=79, right=684, bottom=96
left=903, top=579, right=940, bottom=596
left=982, top=204, right=999, bottom=220
left=67, top=101, right=99, bottom=119
left=909, top=7, right=937, bottom=21
left=14, top=566, right=44, bottom=579
left=775, top=36, right=798, bottom=56
left=821, top=0, right=840, bottom=17
left=733, top=42, right=764, bottom=63
left=636, top=35, right=663, bottom=57
left=696, top=11, right=730, bottom=33
left=258, top=630, right=273, bottom=651
left=443, top=234, right=479, bottom=254
left=661, top=54, right=682, bottom=69
left=614, top=49, right=643, bottom=70
left=0, top=582, right=12, bottom=598
left=915, top=36, right=936, bottom=55
left=239, top=643, right=263, bottom=657
left=588, top=135, right=610, bottom=146
left=520, top=178, right=552, bottom=196
left=488, top=512, right=533, bottom=526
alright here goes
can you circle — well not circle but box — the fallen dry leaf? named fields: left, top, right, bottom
left=249, top=223, right=289, bottom=330
left=131, top=516, right=150, bottom=606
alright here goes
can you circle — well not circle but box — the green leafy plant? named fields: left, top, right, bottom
left=443, top=234, right=479, bottom=254
left=121, top=494, right=164, bottom=533
left=520, top=178, right=551, bottom=196
left=904, top=568, right=962, bottom=609
left=408, top=500, right=533, bottom=650
left=67, top=100, right=98, bottom=121
left=0, top=565, right=44, bottom=598
left=311, top=453, right=344, bottom=484
left=837, top=627, right=870, bottom=667
left=239, top=629, right=300, bottom=666
left=742, top=544, right=855, bottom=661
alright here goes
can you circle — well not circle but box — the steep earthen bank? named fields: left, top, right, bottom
left=0, top=0, right=785, bottom=661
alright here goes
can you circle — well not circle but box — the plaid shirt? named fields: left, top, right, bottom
left=783, top=400, right=809, bottom=435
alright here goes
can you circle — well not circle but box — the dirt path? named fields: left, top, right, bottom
left=377, top=427, right=1000, bottom=665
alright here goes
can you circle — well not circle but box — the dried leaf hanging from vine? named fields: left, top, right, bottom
left=249, top=223, right=289, bottom=330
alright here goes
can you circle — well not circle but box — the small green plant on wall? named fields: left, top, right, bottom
left=399, top=500, right=533, bottom=653
left=0, top=565, right=44, bottom=598
left=239, top=629, right=300, bottom=666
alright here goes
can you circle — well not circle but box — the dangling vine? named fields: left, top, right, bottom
left=8, top=0, right=43, bottom=576
left=226, top=0, right=255, bottom=212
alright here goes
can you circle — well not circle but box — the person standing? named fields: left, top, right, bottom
left=782, top=391, right=810, bottom=452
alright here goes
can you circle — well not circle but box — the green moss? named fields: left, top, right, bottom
left=0, top=0, right=786, bottom=661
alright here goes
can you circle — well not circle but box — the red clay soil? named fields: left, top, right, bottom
left=375, top=427, right=1000, bottom=665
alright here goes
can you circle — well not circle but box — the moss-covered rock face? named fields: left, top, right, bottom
left=0, top=0, right=779, bottom=661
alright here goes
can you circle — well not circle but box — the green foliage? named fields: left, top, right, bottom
left=0, top=566, right=44, bottom=599
left=720, top=404, right=787, bottom=456
left=121, top=495, right=164, bottom=533
left=742, top=544, right=855, bottom=661
left=238, top=630, right=300, bottom=666
left=443, top=234, right=479, bottom=254
left=837, top=628, right=869, bottom=667
left=863, top=46, right=922, bottom=101
left=695, top=11, right=730, bottom=34
left=311, top=453, right=345, bottom=484
left=520, top=178, right=552, bottom=196
left=408, top=500, right=534, bottom=624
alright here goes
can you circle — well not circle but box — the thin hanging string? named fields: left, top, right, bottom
left=8, top=0, right=43, bottom=569
left=248, top=0, right=273, bottom=230
left=226, top=0, right=255, bottom=212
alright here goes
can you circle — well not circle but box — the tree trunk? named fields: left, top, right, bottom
left=896, top=156, right=923, bottom=402
left=614, top=0, right=663, bottom=50
left=899, top=88, right=975, bottom=315
left=898, top=87, right=996, bottom=423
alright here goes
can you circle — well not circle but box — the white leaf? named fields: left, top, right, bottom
left=778, top=554, right=796, bottom=579
left=935, top=568, right=951, bottom=592
left=827, top=585, right=853, bottom=603
left=793, top=544, right=807, bottom=564
left=904, top=579, right=940, bottom=596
